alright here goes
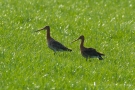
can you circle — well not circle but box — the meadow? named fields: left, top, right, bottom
left=1, top=0, right=135, bottom=89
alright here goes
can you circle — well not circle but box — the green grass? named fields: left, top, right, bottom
left=1, top=0, right=135, bottom=89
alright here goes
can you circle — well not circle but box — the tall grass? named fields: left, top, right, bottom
left=1, top=0, right=135, bottom=89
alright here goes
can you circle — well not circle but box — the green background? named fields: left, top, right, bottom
left=1, top=0, right=135, bottom=89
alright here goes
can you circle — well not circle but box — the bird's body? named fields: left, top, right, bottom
left=81, top=47, right=104, bottom=60
left=35, top=26, right=72, bottom=54
left=72, top=35, right=104, bottom=61
left=47, top=37, right=72, bottom=53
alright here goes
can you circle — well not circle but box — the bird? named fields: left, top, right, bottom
left=35, top=26, right=72, bottom=55
left=72, top=35, right=104, bottom=61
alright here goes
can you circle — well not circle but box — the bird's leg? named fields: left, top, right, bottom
left=89, top=59, right=92, bottom=62
left=86, top=58, right=91, bottom=62
left=54, top=52, right=56, bottom=55
left=86, top=58, right=87, bottom=61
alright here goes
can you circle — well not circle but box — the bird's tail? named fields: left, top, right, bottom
left=67, top=48, right=72, bottom=52
left=98, top=52, right=104, bottom=60
left=98, top=52, right=105, bottom=56
left=101, top=53, right=105, bottom=56
left=98, top=56, right=103, bottom=60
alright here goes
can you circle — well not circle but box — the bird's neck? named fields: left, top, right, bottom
left=80, top=39, right=84, bottom=49
left=46, top=29, right=51, bottom=40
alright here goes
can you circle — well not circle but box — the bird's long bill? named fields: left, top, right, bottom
left=35, top=28, right=44, bottom=32
left=71, top=38, right=79, bottom=43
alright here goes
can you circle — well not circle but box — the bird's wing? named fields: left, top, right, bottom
left=84, top=48, right=104, bottom=56
left=51, top=41, right=69, bottom=50
left=83, top=48, right=99, bottom=56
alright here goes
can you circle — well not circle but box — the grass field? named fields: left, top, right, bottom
left=1, top=0, right=135, bottom=89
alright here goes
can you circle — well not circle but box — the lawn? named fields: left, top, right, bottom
left=1, top=0, right=135, bottom=89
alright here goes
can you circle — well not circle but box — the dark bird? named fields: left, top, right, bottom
left=35, top=26, right=72, bottom=54
left=72, top=35, right=104, bottom=61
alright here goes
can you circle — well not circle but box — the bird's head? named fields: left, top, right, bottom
left=35, top=26, right=50, bottom=32
left=78, top=35, right=84, bottom=40
left=71, top=35, right=84, bottom=43
left=44, top=26, right=50, bottom=30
